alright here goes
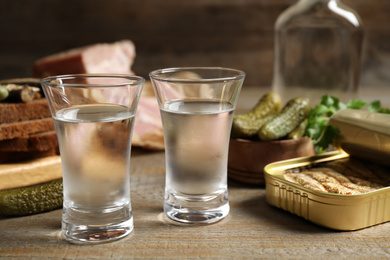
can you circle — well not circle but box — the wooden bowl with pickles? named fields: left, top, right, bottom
left=228, top=92, right=315, bottom=185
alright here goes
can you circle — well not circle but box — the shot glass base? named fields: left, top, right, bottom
left=62, top=221, right=133, bottom=244
left=164, top=190, right=229, bottom=224
left=62, top=203, right=133, bottom=244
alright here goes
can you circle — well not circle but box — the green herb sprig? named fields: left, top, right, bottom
left=305, top=95, right=390, bottom=153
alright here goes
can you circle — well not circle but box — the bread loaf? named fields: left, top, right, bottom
left=0, top=79, right=59, bottom=163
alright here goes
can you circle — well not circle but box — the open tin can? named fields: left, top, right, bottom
left=265, top=109, right=390, bottom=230
left=264, top=151, right=390, bottom=231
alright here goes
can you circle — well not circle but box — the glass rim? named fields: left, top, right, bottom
left=40, top=74, right=145, bottom=88
left=149, top=67, right=246, bottom=83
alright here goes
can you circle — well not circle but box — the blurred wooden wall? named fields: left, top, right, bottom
left=0, top=0, right=389, bottom=88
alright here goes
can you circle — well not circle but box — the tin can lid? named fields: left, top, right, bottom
left=329, top=109, right=390, bottom=166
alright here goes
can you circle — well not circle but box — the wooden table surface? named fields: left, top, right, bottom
left=1, top=86, right=390, bottom=259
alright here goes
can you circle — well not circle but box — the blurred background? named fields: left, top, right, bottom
left=0, top=0, right=389, bottom=88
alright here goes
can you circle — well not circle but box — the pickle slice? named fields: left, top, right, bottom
left=0, top=178, right=63, bottom=216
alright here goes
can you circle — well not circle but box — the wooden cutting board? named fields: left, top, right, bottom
left=0, top=156, right=62, bottom=190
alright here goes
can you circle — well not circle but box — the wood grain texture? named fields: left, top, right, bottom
left=0, top=151, right=389, bottom=259
left=0, top=0, right=389, bottom=88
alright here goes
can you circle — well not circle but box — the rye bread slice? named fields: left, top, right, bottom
left=0, top=99, right=51, bottom=124
left=0, top=131, right=58, bottom=152
left=0, top=118, right=55, bottom=141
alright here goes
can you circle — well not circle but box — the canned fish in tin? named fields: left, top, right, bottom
left=264, top=151, right=390, bottom=231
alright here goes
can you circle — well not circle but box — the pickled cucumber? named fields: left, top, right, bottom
left=0, top=85, right=9, bottom=101
left=287, top=118, right=308, bottom=139
left=259, top=97, right=310, bottom=141
left=231, top=92, right=282, bottom=138
left=231, top=113, right=276, bottom=138
left=0, top=178, right=63, bottom=216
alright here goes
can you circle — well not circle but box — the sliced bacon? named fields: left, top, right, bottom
left=132, top=95, right=164, bottom=150
left=32, top=40, right=136, bottom=77
left=32, top=40, right=165, bottom=150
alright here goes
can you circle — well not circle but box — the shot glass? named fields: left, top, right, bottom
left=41, top=74, right=144, bottom=244
left=150, top=67, right=245, bottom=224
